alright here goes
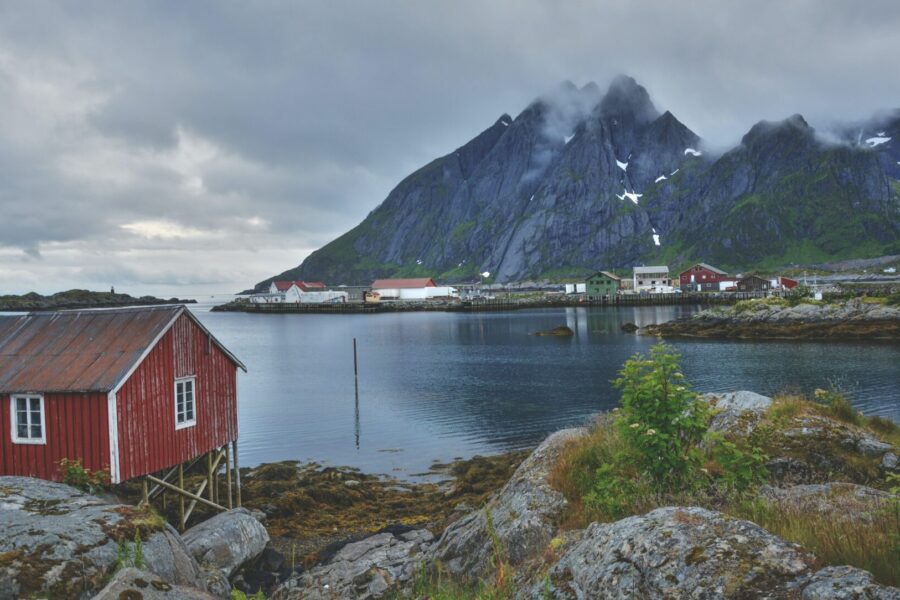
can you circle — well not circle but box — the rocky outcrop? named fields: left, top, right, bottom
left=91, top=568, right=218, bottom=600
left=534, top=506, right=819, bottom=598
left=534, top=506, right=900, bottom=599
left=427, top=427, right=585, bottom=580
left=182, top=507, right=270, bottom=579
left=759, top=483, right=893, bottom=523
left=798, top=566, right=900, bottom=600
left=0, top=476, right=203, bottom=600
left=705, top=390, right=773, bottom=435
left=642, top=299, right=900, bottom=340
left=272, top=529, right=434, bottom=600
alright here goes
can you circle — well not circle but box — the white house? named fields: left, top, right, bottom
left=371, top=278, right=458, bottom=301
left=256, top=280, right=348, bottom=304
left=633, top=266, right=671, bottom=292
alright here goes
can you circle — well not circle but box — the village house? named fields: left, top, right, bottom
left=633, top=266, right=672, bottom=293
left=0, top=305, right=246, bottom=525
left=737, top=275, right=772, bottom=292
left=585, top=271, right=621, bottom=300
left=252, top=280, right=347, bottom=304
left=678, top=263, right=737, bottom=291
left=371, top=278, right=458, bottom=300
left=770, top=276, right=799, bottom=290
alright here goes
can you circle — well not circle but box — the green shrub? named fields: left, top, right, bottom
left=58, top=458, right=110, bottom=494
left=813, top=388, right=864, bottom=426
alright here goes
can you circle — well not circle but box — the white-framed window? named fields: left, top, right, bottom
left=175, top=377, right=197, bottom=429
left=11, top=395, right=46, bottom=444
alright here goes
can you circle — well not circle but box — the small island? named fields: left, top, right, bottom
left=0, top=289, right=197, bottom=312
left=641, top=296, right=900, bottom=340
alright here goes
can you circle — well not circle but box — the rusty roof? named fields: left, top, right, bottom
left=0, top=305, right=245, bottom=394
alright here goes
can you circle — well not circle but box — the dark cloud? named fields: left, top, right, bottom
left=0, top=0, right=898, bottom=294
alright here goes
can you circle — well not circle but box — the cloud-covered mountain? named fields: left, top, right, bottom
left=261, top=77, right=900, bottom=287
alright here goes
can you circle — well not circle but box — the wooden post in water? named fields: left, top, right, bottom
left=353, top=337, right=360, bottom=449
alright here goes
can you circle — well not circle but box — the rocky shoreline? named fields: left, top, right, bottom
left=0, top=289, right=196, bottom=312
left=2, top=391, right=898, bottom=599
left=641, top=297, right=900, bottom=340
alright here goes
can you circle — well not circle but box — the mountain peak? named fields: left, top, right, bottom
left=598, top=75, right=659, bottom=124
left=741, top=114, right=814, bottom=148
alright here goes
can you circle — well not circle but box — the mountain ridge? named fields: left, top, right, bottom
left=258, top=77, right=900, bottom=288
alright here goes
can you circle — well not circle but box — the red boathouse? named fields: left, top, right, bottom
left=0, top=305, right=246, bottom=490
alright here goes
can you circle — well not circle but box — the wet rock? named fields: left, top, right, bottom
left=620, top=322, right=639, bottom=332
left=533, top=506, right=817, bottom=599
left=535, top=325, right=575, bottom=336
left=428, top=427, right=585, bottom=579
left=759, top=483, right=892, bottom=523
left=799, top=566, right=900, bottom=599
left=91, top=568, right=218, bottom=600
left=182, top=507, right=270, bottom=579
left=272, top=529, right=434, bottom=599
left=0, top=476, right=202, bottom=600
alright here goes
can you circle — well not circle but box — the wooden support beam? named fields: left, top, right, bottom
left=178, top=464, right=185, bottom=531
left=207, top=451, right=214, bottom=505
left=147, top=474, right=225, bottom=512
left=233, top=440, right=242, bottom=507
left=141, top=477, right=149, bottom=506
left=225, top=443, right=233, bottom=509
left=184, top=479, right=209, bottom=525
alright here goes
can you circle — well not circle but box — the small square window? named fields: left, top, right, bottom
left=175, top=377, right=197, bottom=430
left=11, top=395, right=45, bottom=444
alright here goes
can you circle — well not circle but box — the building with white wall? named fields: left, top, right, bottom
left=633, top=266, right=671, bottom=292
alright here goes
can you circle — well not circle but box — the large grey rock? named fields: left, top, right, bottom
left=533, top=506, right=817, bottom=599
left=91, top=568, right=218, bottom=600
left=182, top=507, right=270, bottom=579
left=428, top=427, right=585, bottom=579
left=705, top=390, right=772, bottom=435
left=272, top=528, right=434, bottom=600
left=759, top=483, right=893, bottom=523
left=799, top=566, right=900, bottom=599
left=0, top=476, right=203, bottom=600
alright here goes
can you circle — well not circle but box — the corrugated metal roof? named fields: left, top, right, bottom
left=371, top=278, right=436, bottom=289
left=633, top=266, right=669, bottom=274
left=0, top=305, right=245, bottom=394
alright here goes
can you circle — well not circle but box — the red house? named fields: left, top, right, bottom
left=0, top=305, right=245, bottom=487
left=678, top=263, right=731, bottom=291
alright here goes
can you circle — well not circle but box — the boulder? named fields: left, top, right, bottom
left=0, top=476, right=203, bottom=600
left=427, top=427, right=585, bottom=579
left=759, top=483, right=893, bottom=523
left=535, top=325, right=575, bottom=336
left=182, top=507, right=271, bottom=579
left=705, top=390, right=772, bottom=435
left=91, top=568, right=218, bottom=600
left=272, top=528, right=434, bottom=599
left=533, top=506, right=817, bottom=599
left=882, top=452, right=899, bottom=472
left=799, top=566, right=900, bottom=600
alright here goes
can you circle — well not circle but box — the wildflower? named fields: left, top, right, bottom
left=646, top=428, right=657, bottom=436
left=814, top=388, right=827, bottom=398
left=675, top=385, right=685, bottom=391
left=700, top=467, right=709, bottom=475
left=630, top=422, right=640, bottom=429
left=612, top=407, right=620, bottom=412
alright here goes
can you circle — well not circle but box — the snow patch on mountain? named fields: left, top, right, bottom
left=684, top=148, right=702, bottom=157
left=865, top=136, right=891, bottom=147
left=616, top=160, right=628, bottom=171
left=616, top=189, right=643, bottom=204
left=655, top=175, right=667, bottom=183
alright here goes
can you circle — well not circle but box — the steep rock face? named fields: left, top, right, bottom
left=261, top=76, right=899, bottom=287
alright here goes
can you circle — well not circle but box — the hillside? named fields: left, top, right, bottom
left=260, top=76, right=900, bottom=288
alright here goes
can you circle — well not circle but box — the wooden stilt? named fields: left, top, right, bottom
left=147, top=475, right=224, bottom=511
left=141, top=477, right=149, bottom=506
left=178, top=463, right=185, bottom=531
left=233, top=440, right=242, bottom=507
left=207, top=450, right=214, bottom=504
left=225, top=443, right=233, bottom=509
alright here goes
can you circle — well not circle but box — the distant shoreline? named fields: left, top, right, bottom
left=0, top=289, right=197, bottom=312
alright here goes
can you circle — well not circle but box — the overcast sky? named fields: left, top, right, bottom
left=1, top=1, right=898, bottom=296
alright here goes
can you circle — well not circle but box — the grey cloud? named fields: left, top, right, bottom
left=0, top=0, right=898, bottom=293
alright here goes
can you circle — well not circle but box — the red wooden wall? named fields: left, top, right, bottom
left=115, top=313, right=238, bottom=482
left=0, top=392, right=110, bottom=481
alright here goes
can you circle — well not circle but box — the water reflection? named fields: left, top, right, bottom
left=191, top=305, right=899, bottom=477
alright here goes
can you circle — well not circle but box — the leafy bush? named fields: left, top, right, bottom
left=58, top=458, right=110, bottom=494
left=116, top=532, right=145, bottom=570
left=581, top=344, right=765, bottom=518
left=814, top=388, right=864, bottom=426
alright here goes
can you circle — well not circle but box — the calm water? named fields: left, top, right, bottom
left=190, top=302, right=900, bottom=477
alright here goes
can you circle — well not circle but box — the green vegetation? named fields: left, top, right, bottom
left=115, top=532, right=145, bottom=571
left=548, top=347, right=899, bottom=585
left=231, top=590, right=267, bottom=600
left=58, top=458, right=110, bottom=494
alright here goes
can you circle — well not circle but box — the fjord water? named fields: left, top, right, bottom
left=191, top=304, right=899, bottom=477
